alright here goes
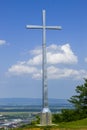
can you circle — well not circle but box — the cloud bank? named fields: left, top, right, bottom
left=28, top=44, right=78, bottom=65
left=8, top=43, right=87, bottom=80
left=85, top=57, right=87, bottom=63
left=0, top=40, right=6, bottom=45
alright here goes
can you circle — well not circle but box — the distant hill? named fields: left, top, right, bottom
left=0, top=98, right=70, bottom=106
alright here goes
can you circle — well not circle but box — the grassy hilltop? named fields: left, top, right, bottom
left=9, top=118, right=87, bottom=130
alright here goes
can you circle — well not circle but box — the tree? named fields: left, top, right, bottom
left=68, top=79, right=87, bottom=118
left=53, top=79, right=87, bottom=123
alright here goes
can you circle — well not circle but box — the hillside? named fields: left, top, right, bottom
left=59, top=118, right=87, bottom=129
left=11, top=118, right=87, bottom=130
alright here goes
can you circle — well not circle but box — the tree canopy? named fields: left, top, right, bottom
left=53, top=79, right=87, bottom=123
left=69, top=79, right=87, bottom=110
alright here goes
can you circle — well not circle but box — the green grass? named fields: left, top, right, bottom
left=24, top=118, right=87, bottom=129
left=7, top=118, right=87, bottom=130
left=58, top=118, right=87, bottom=128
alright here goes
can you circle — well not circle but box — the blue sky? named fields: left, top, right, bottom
left=0, top=0, right=87, bottom=99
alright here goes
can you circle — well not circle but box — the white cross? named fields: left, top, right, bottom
left=26, top=10, right=62, bottom=109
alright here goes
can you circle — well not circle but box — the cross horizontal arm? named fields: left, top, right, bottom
left=46, top=26, right=62, bottom=30
left=26, top=25, right=62, bottom=30
left=26, top=25, right=43, bottom=29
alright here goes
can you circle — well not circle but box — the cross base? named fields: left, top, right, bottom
left=40, top=108, right=52, bottom=125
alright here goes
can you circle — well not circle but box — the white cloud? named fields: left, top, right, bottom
left=34, top=66, right=87, bottom=80
left=8, top=64, right=39, bottom=75
left=0, top=40, right=6, bottom=45
left=30, top=47, right=42, bottom=55
left=8, top=63, right=87, bottom=80
left=28, top=43, right=78, bottom=65
left=32, top=73, right=41, bottom=79
left=47, top=66, right=87, bottom=80
left=28, top=54, right=42, bottom=65
left=8, top=43, right=83, bottom=80
left=8, top=64, right=42, bottom=79
left=85, top=57, right=87, bottom=63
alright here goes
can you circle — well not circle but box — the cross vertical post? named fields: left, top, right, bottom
left=42, top=10, right=48, bottom=108
left=26, top=10, right=62, bottom=125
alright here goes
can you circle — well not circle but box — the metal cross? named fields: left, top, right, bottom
left=26, top=10, right=62, bottom=109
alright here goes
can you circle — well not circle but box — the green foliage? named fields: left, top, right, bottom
left=53, top=79, right=87, bottom=123
left=68, top=79, right=87, bottom=120
left=61, top=109, right=79, bottom=122
left=30, top=115, right=40, bottom=125
left=52, top=113, right=62, bottom=123
left=53, top=109, right=81, bottom=123
left=69, top=79, right=87, bottom=110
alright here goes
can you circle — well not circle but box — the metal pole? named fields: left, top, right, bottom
left=42, top=10, right=48, bottom=108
